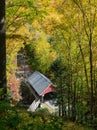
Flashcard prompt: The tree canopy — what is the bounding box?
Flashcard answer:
[5,0,97,128]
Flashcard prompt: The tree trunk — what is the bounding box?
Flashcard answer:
[0,0,6,99]
[89,32,94,120]
[78,44,90,93]
[67,42,72,119]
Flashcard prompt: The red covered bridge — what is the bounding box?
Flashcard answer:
[27,71,56,112]
[27,71,56,101]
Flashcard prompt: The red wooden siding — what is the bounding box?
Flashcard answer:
[41,85,54,96]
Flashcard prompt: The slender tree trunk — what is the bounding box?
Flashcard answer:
[93,62,96,95]
[58,74,65,117]
[89,32,94,119]
[72,80,76,121]
[57,77,61,117]
[67,42,72,119]
[93,62,97,118]
[0,0,6,99]
[61,76,65,117]
[72,47,80,121]
[78,44,90,93]
[59,104,61,117]
[59,76,63,117]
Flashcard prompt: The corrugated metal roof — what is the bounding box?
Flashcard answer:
[27,71,52,96]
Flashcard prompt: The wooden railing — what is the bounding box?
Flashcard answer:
[28,99,40,112]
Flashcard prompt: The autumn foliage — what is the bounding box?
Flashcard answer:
[8,72,21,101]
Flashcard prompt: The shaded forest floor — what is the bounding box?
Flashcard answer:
[0,101,93,130]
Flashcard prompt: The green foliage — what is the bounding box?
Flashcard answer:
[0,101,11,114]
[0,88,4,98]
[6,0,97,128]
[20,82,34,104]
[0,100,93,130]
[6,0,48,82]
[36,108,49,115]
[50,57,66,76]
[25,32,57,73]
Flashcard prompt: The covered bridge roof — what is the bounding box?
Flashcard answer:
[27,71,54,96]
